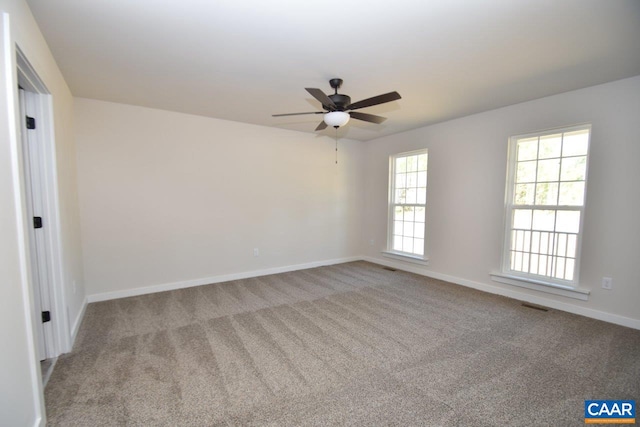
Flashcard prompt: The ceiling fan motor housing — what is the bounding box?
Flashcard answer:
[327,94,351,111]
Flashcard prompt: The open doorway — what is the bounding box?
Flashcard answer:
[16,47,71,384]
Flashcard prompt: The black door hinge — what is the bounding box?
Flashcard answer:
[26,116,36,129]
[42,311,51,323]
[33,216,43,229]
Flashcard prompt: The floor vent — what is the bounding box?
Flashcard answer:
[382,267,397,272]
[521,303,548,312]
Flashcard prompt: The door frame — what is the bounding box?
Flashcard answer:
[16,46,71,357]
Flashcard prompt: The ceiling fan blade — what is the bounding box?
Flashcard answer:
[306,88,336,110]
[349,111,387,124]
[315,120,328,131]
[272,111,324,117]
[347,91,401,111]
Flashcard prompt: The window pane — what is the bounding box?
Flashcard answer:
[516,161,537,183]
[523,231,531,252]
[418,154,428,171]
[522,252,529,272]
[417,171,427,187]
[396,173,406,189]
[514,230,523,251]
[394,221,403,236]
[535,182,559,205]
[530,254,539,273]
[554,257,566,279]
[540,232,550,255]
[565,259,575,281]
[558,182,585,206]
[403,237,413,252]
[557,233,567,256]
[406,156,418,172]
[537,159,560,182]
[414,222,425,239]
[539,134,561,159]
[403,207,414,222]
[414,207,425,222]
[514,251,523,271]
[513,209,532,230]
[531,231,540,253]
[567,234,577,258]
[403,222,414,237]
[532,210,555,231]
[538,255,549,275]
[562,130,589,157]
[514,183,535,205]
[556,210,580,233]
[417,188,427,204]
[395,189,406,204]
[414,239,424,255]
[394,206,403,220]
[407,172,417,187]
[560,156,587,181]
[396,157,406,173]
[517,137,538,161]
[406,188,417,204]
[393,235,402,251]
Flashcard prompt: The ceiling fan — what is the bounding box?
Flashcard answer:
[273,78,401,131]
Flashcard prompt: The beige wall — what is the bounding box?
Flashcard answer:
[0,0,84,425]
[363,76,640,326]
[75,98,364,298]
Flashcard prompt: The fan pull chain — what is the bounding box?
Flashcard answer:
[335,128,338,164]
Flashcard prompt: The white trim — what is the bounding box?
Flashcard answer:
[86,254,639,330]
[41,357,57,388]
[490,272,589,301]
[87,256,361,302]
[70,297,87,346]
[16,47,71,355]
[361,256,640,330]
[381,250,429,265]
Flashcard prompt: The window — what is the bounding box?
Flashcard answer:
[387,149,428,259]
[502,125,590,286]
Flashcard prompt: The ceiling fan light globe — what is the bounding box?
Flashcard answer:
[324,111,350,128]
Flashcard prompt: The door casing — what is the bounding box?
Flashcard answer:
[17,46,71,358]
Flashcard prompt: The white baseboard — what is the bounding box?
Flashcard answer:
[69,297,88,348]
[361,256,640,330]
[84,254,639,330]
[87,256,361,303]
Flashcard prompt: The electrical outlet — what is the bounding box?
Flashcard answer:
[253,248,259,257]
[602,277,613,290]
[369,239,375,246]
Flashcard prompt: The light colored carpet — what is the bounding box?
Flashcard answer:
[45,261,640,426]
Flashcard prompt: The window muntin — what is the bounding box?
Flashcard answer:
[504,126,590,284]
[388,150,428,257]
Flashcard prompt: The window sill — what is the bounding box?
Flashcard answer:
[490,273,590,301]
[382,251,429,266]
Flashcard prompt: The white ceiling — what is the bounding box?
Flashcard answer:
[27,0,640,141]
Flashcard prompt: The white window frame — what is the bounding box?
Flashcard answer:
[384,149,428,264]
[496,124,591,296]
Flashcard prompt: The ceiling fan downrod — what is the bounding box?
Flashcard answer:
[329,78,343,95]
